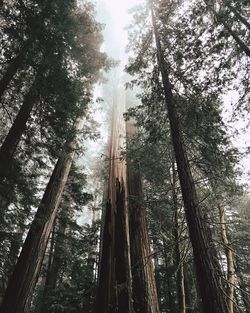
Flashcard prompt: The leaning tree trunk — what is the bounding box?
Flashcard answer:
[0,71,41,183]
[151,6,228,313]
[0,39,31,100]
[126,118,160,313]
[0,119,81,313]
[96,87,133,313]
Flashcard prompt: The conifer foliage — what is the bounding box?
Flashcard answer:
[0,0,249,312]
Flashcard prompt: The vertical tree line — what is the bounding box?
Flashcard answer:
[0,0,249,312]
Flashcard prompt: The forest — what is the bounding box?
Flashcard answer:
[0,0,249,313]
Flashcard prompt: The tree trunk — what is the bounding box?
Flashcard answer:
[41,216,67,313]
[184,266,193,313]
[0,40,31,100]
[162,238,175,313]
[96,90,133,313]
[171,162,186,313]
[0,72,40,183]
[151,6,228,313]
[0,119,81,313]
[218,205,235,313]
[173,212,186,313]
[126,119,160,313]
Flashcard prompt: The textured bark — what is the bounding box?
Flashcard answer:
[0,72,40,183]
[0,40,31,100]
[96,90,133,313]
[0,120,81,313]
[219,205,235,313]
[96,200,115,313]
[127,120,160,313]
[151,7,228,313]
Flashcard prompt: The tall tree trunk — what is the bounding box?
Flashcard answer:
[95,199,115,313]
[218,205,235,313]
[0,72,41,183]
[173,211,186,313]
[126,119,160,313]
[0,119,81,313]
[0,40,31,100]
[151,6,228,313]
[96,90,133,313]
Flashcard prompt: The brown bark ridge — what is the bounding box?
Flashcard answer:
[96,86,133,313]
[151,5,228,313]
[0,39,31,100]
[0,71,41,183]
[126,118,160,313]
[0,119,81,313]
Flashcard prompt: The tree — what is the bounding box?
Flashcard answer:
[149,4,228,312]
[0,119,82,313]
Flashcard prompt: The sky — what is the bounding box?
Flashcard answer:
[96,0,144,61]
[83,0,144,162]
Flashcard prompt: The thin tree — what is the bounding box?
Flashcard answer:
[218,205,236,313]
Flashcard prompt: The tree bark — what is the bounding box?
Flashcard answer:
[171,162,186,313]
[218,205,235,313]
[0,72,40,183]
[0,119,81,313]
[151,6,228,313]
[126,119,160,313]
[96,93,133,313]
